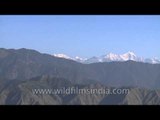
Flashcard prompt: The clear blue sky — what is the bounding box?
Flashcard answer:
[0,15,160,58]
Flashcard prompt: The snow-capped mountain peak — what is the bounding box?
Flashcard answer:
[74,56,87,62]
[53,54,86,62]
[145,57,160,64]
[124,51,136,56]
[121,51,137,61]
[105,53,120,61]
[53,54,72,60]
[106,53,118,58]
[102,51,137,61]
[75,56,83,60]
[53,52,160,64]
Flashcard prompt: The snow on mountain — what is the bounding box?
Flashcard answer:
[53,52,160,64]
[98,51,142,63]
[104,53,121,61]
[53,54,72,60]
[53,54,86,62]
[145,58,160,64]
[121,51,137,61]
[74,56,87,62]
[84,56,102,63]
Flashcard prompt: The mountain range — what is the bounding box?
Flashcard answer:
[1,48,160,105]
[53,52,160,64]
[1,75,160,105]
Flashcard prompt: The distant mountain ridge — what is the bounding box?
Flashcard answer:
[53,52,160,64]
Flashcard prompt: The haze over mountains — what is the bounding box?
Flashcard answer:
[1,75,160,105]
[0,48,160,105]
[53,52,160,64]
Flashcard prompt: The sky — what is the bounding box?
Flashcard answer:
[0,15,160,58]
